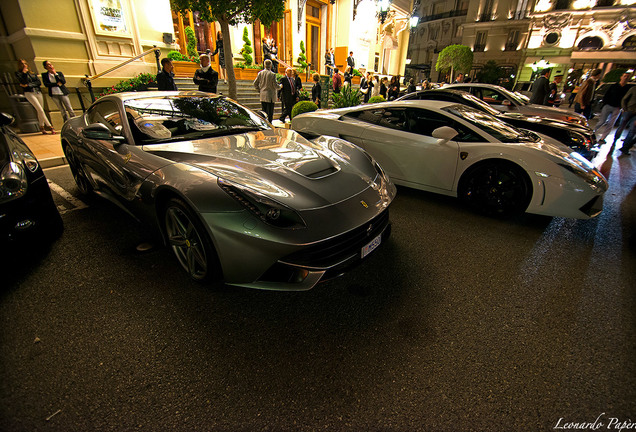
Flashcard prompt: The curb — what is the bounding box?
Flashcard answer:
[40,156,68,169]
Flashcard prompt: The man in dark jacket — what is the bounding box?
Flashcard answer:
[42,60,75,122]
[347,51,355,69]
[157,58,178,91]
[529,69,551,105]
[279,68,298,123]
[594,72,631,143]
[193,54,218,93]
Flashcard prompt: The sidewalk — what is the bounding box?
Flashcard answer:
[17,131,67,169]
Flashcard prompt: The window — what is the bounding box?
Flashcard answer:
[87,101,123,134]
[475,31,487,52]
[505,30,520,50]
[408,108,484,142]
[477,88,507,105]
[377,109,409,132]
[344,109,383,125]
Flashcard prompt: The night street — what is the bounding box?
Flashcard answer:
[1,152,635,431]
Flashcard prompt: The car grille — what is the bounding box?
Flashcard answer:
[281,208,390,268]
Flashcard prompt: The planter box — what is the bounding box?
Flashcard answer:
[172,61,199,78]
[234,68,260,80]
[352,76,361,85]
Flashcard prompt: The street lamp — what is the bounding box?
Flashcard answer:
[377,0,392,24]
[410,14,419,28]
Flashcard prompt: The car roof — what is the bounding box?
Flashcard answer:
[102,91,219,102]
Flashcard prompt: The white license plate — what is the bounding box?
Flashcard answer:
[361,234,382,259]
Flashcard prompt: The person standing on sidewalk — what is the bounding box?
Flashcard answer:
[41,60,75,123]
[157,58,178,91]
[573,68,602,119]
[253,59,278,123]
[530,69,551,105]
[193,54,218,93]
[594,72,631,143]
[16,59,54,134]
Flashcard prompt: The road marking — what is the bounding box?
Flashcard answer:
[47,180,89,214]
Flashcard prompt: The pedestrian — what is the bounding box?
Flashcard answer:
[278,67,298,123]
[568,83,580,108]
[453,73,464,84]
[530,69,551,105]
[387,76,399,101]
[574,68,602,119]
[371,75,380,97]
[311,73,321,108]
[614,84,636,145]
[343,66,353,87]
[361,72,373,103]
[156,58,177,91]
[406,78,416,94]
[292,69,303,91]
[325,48,335,77]
[16,59,54,134]
[41,60,75,123]
[593,72,632,143]
[212,31,227,83]
[262,37,272,63]
[270,41,279,74]
[347,51,355,70]
[332,68,342,94]
[379,77,388,99]
[618,85,636,155]
[193,54,218,93]
[253,59,278,123]
[546,74,563,107]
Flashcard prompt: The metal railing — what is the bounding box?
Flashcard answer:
[419,9,468,23]
[83,46,161,102]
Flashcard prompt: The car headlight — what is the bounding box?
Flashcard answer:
[0,161,28,204]
[218,178,306,229]
[558,152,605,190]
[568,131,591,151]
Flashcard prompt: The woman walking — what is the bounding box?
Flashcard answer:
[15,59,54,134]
[212,31,227,82]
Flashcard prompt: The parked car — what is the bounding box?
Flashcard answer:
[396,89,598,159]
[0,112,63,243]
[60,92,395,290]
[292,100,607,219]
[444,83,589,127]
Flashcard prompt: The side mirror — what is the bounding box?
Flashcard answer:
[80,123,125,142]
[502,100,512,106]
[0,112,15,127]
[432,126,458,142]
[255,110,268,121]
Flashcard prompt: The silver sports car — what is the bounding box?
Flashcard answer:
[61,92,395,290]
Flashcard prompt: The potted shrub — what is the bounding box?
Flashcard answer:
[169,27,200,77]
[291,100,318,119]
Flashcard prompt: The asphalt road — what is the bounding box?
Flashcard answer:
[1,154,635,431]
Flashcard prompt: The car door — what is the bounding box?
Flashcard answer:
[334,108,383,147]
[82,100,157,202]
[357,107,460,191]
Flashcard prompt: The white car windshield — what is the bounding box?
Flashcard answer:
[444,104,539,143]
[123,96,270,144]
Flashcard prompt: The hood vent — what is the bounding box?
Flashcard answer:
[291,158,339,179]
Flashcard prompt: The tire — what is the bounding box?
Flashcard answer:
[162,197,220,282]
[63,144,93,196]
[458,160,532,217]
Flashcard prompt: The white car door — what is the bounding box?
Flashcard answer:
[356,107,460,191]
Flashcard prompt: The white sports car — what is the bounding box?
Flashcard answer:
[292,100,608,218]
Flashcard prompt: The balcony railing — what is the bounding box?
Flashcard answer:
[420,9,468,23]
[504,43,518,51]
[510,9,531,19]
[478,13,495,21]
[474,44,486,52]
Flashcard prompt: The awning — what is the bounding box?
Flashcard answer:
[405,64,431,70]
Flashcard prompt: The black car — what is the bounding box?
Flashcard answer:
[0,113,62,243]
[397,89,598,159]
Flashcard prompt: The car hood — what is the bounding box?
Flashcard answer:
[142,128,383,210]
[499,112,589,132]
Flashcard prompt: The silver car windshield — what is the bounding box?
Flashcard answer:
[444,104,538,143]
[123,96,270,144]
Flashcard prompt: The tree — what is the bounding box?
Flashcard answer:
[240,27,253,66]
[476,60,505,85]
[435,44,473,82]
[170,0,285,100]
